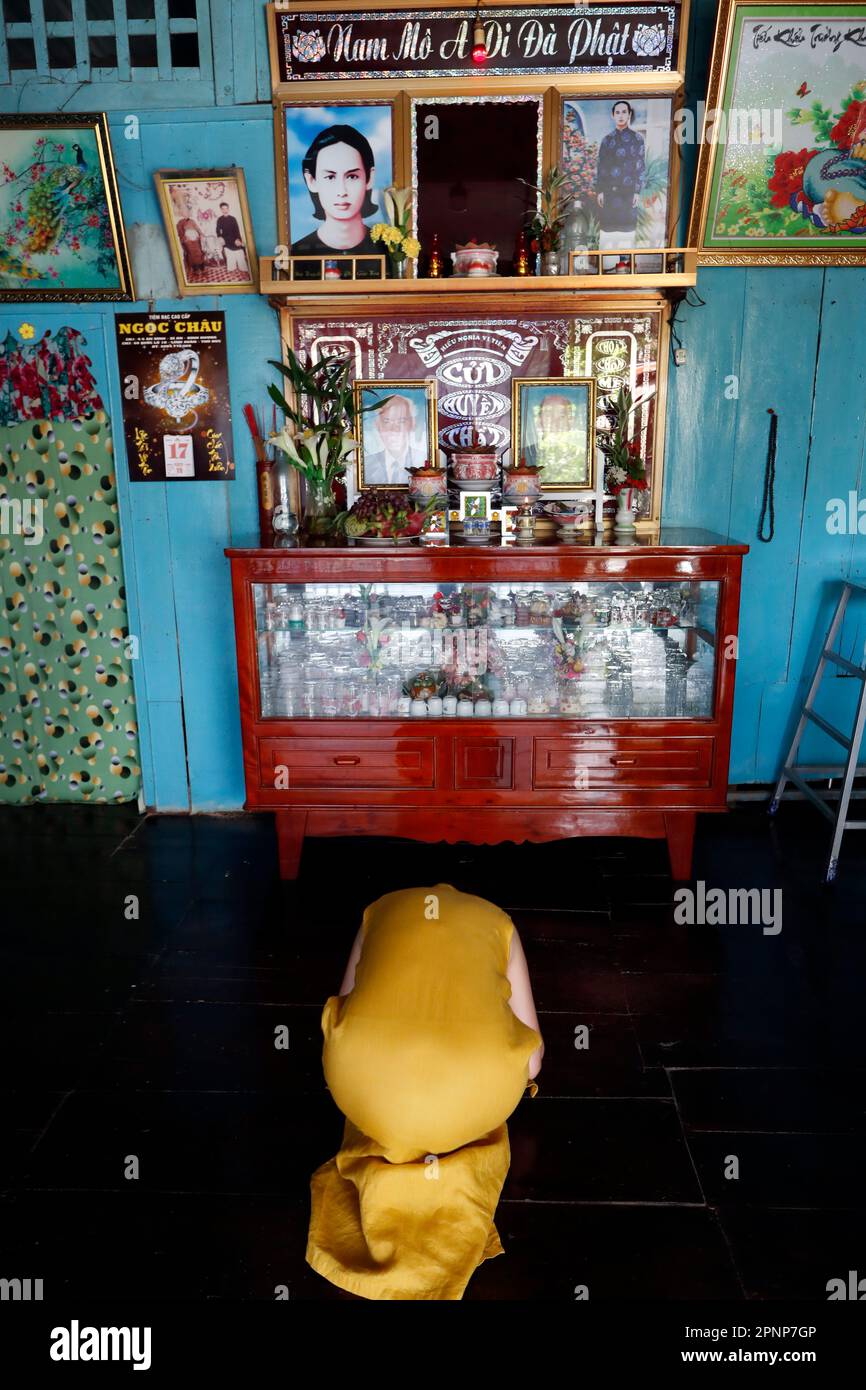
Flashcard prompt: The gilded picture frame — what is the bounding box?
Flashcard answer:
[274,98,399,263]
[353,377,438,490]
[688,0,866,265]
[512,376,597,491]
[0,112,134,302]
[154,167,259,296]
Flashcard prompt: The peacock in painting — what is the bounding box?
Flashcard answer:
[0,133,118,289]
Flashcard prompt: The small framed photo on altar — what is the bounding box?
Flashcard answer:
[353,379,437,491]
[512,378,597,491]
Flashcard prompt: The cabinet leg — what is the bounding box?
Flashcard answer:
[276,811,307,880]
[664,812,696,880]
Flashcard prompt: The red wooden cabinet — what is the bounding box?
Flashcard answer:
[226,530,747,880]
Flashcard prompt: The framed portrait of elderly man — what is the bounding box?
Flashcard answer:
[353,379,437,490]
[512,379,597,491]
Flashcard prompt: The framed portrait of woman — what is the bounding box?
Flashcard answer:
[558,95,676,266]
[512,378,597,491]
[275,101,396,267]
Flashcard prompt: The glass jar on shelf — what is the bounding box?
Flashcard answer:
[591,591,612,626]
[529,591,552,627]
[558,679,584,716]
[528,673,557,715]
[514,591,532,628]
[319,679,339,718]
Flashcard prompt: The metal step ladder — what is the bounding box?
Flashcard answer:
[769,581,866,883]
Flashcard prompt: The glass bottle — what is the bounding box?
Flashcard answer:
[562,199,591,274]
[287,595,306,637]
[427,233,443,278]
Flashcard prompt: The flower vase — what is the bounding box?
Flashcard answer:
[614,486,637,533]
[389,255,407,280]
[541,250,560,276]
[302,475,337,539]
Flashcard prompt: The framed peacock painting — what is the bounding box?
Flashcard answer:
[0,113,134,301]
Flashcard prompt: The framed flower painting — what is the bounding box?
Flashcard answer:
[0,113,134,300]
[688,0,866,264]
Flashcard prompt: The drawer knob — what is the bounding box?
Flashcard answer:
[610,756,637,766]
[334,755,361,766]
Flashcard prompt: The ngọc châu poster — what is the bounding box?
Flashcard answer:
[115,312,235,482]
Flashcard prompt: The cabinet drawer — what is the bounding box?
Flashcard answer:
[533,737,714,790]
[260,737,435,790]
[454,736,515,790]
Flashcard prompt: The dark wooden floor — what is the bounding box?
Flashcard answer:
[1,801,864,1301]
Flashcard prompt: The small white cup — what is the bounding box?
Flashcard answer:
[510,698,528,716]
[492,699,510,717]
[427,696,443,717]
[475,699,492,717]
[410,699,428,717]
[457,700,474,717]
[442,695,458,716]
[397,697,412,717]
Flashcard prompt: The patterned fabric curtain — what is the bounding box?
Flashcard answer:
[0,327,141,803]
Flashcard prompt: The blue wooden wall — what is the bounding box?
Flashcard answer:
[1,0,863,808]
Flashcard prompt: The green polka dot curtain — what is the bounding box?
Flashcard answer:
[0,327,141,803]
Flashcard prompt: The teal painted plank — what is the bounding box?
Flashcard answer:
[664,268,746,530]
[726,269,823,697]
[165,462,246,809]
[148,700,190,810]
[225,294,281,548]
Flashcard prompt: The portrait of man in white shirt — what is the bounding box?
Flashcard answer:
[361,391,430,487]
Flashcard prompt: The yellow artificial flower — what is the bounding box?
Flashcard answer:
[403,237,421,259]
[370,222,388,241]
[18,322,35,340]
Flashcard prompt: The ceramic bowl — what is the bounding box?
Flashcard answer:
[451,247,499,276]
[503,470,542,499]
[451,452,500,481]
[453,476,497,492]
[408,470,448,500]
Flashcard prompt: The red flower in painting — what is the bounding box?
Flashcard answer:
[767,148,817,206]
[830,100,866,151]
[87,214,99,227]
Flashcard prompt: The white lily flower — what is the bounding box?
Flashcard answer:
[383,185,412,228]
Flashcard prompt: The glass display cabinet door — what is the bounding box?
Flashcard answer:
[251,580,720,720]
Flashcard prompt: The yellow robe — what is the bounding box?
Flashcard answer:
[306,883,541,1300]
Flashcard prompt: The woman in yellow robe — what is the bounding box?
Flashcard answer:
[306,883,544,1300]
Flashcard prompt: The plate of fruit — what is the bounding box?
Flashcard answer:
[343,489,433,543]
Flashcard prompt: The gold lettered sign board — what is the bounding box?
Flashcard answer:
[269,3,685,85]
